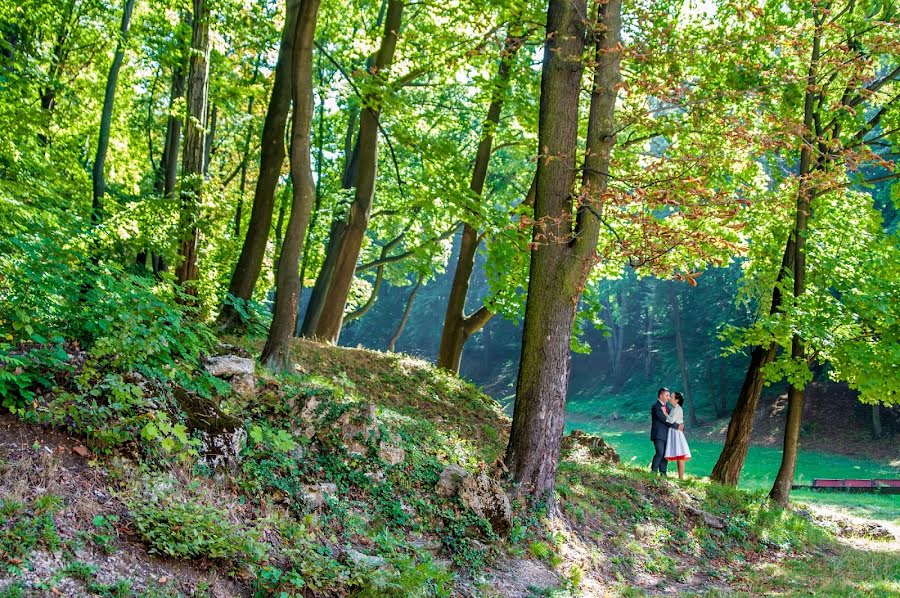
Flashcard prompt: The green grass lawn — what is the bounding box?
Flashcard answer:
[566,418,900,523]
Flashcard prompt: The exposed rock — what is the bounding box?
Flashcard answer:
[229,373,256,398]
[174,388,244,471]
[301,482,339,511]
[410,539,442,555]
[378,442,405,465]
[204,354,255,378]
[211,343,252,358]
[435,464,469,498]
[834,518,894,541]
[332,403,377,455]
[561,430,620,464]
[684,503,725,529]
[345,548,387,569]
[458,474,513,537]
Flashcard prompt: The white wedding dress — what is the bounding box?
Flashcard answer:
[664,404,691,461]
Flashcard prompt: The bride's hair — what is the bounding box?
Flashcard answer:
[673,392,685,406]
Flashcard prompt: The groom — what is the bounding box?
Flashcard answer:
[650,387,682,476]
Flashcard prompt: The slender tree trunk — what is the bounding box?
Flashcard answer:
[437,32,525,372]
[91,0,137,223]
[203,102,217,175]
[644,304,654,380]
[143,59,185,275]
[174,0,211,294]
[38,0,77,146]
[718,359,728,414]
[310,0,403,342]
[261,0,322,369]
[707,358,722,418]
[505,0,621,505]
[438,223,491,371]
[234,57,262,237]
[272,184,289,277]
[670,284,697,426]
[770,26,819,503]
[871,404,882,439]
[715,12,820,489]
[219,0,301,326]
[387,274,422,352]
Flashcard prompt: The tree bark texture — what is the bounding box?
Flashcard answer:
[174,0,211,294]
[504,0,621,505]
[308,0,403,342]
[219,0,301,327]
[261,0,322,370]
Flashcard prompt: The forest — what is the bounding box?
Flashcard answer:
[0,0,898,595]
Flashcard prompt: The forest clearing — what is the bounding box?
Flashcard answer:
[1,0,899,595]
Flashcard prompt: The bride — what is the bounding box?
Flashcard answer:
[664,391,692,480]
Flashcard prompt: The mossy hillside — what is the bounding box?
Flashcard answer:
[0,338,896,596]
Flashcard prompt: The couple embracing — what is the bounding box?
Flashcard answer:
[650,387,692,479]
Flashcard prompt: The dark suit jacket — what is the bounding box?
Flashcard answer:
[650,400,677,441]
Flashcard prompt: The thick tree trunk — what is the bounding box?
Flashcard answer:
[219,0,301,327]
[310,0,403,342]
[387,275,422,352]
[91,0,137,223]
[174,0,211,294]
[670,284,697,426]
[300,217,346,335]
[261,0,321,370]
[505,0,621,505]
[437,32,525,372]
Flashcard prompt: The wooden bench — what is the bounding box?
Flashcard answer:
[791,478,900,494]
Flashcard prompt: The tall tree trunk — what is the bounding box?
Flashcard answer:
[261,0,322,369]
[91,0,137,223]
[505,0,621,505]
[670,284,697,426]
[770,22,819,503]
[146,63,186,275]
[234,57,262,237]
[714,12,820,488]
[309,0,403,343]
[174,0,211,294]
[219,0,301,327]
[437,32,525,373]
[387,274,422,352]
[295,60,327,335]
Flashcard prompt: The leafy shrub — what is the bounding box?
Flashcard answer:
[130,499,265,561]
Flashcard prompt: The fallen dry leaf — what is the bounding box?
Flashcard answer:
[72,445,90,457]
